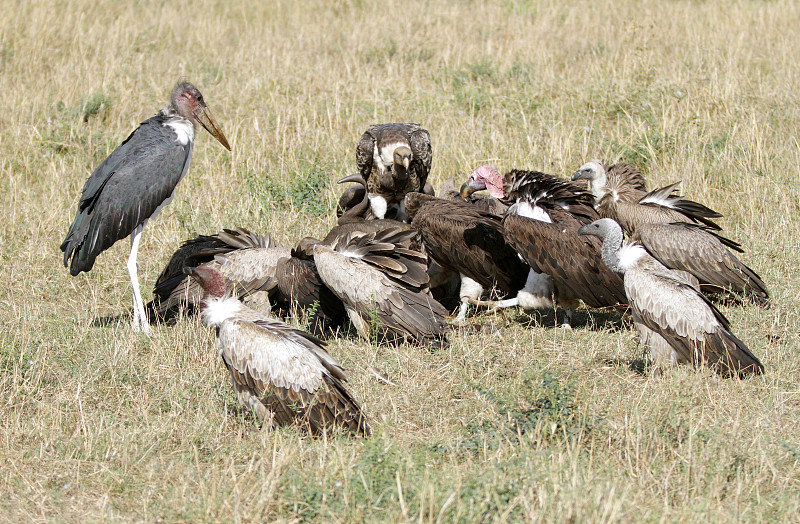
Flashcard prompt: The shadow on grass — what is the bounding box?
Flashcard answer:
[512,307,630,332]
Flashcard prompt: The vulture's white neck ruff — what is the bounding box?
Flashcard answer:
[616,243,647,272]
[514,201,552,223]
[202,296,243,326]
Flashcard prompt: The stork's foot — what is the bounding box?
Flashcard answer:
[132,313,152,334]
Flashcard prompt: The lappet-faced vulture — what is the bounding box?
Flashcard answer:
[500,169,628,325]
[406,191,529,323]
[312,227,449,348]
[61,82,230,332]
[578,218,764,378]
[188,266,371,436]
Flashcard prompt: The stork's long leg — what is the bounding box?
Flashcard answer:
[127,225,151,334]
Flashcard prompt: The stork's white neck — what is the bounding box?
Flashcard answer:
[166,117,195,146]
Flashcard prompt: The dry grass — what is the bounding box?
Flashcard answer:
[1,0,800,521]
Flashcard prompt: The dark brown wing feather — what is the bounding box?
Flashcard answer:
[149,228,278,317]
[503,214,627,308]
[411,198,528,295]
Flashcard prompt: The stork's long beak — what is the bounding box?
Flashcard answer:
[193,105,231,151]
[460,182,477,198]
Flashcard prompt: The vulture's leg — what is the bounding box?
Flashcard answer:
[558,309,574,330]
[455,275,483,323]
[127,225,151,334]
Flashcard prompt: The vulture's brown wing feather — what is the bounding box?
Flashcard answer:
[411,200,528,295]
[625,265,763,377]
[219,315,370,436]
[150,229,279,316]
[606,162,647,193]
[409,127,432,190]
[503,214,627,308]
[632,223,769,306]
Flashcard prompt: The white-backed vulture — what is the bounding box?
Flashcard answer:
[353,123,433,220]
[312,227,449,348]
[187,266,371,436]
[571,160,722,232]
[151,228,288,316]
[406,191,531,322]
[578,218,764,378]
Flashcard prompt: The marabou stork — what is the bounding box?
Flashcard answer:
[61,81,230,332]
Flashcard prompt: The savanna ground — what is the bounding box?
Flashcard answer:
[1,0,799,521]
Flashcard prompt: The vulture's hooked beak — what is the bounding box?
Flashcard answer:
[337,174,367,185]
[459,182,475,198]
[193,104,231,151]
[570,169,589,181]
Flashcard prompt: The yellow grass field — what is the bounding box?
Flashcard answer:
[1,0,799,521]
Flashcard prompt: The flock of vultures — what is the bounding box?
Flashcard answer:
[60,82,769,438]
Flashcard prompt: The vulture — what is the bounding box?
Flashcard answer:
[188,266,371,436]
[578,218,764,377]
[500,169,628,323]
[272,238,348,338]
[571,160,722,233]
[61,81,230,332]
[312,227,449,348]
[351,123,433,221]
[460,166,626,326]
[406,192,530,322]
[151,228,289,317]
[571,161,768,306]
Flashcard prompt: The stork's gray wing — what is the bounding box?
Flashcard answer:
[633,223,769,306]
[61,115,191,275]
[503,214,627,308]
[625,266,763,377]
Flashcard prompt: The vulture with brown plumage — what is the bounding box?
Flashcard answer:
[151,228,288,317]
[500,169,628,317]
[406,191,530,322]
[578,218,763,377]
[345,123,433,221]
[188,266,371,436]
[312,227,449,348]
[630,222,770,307]
[272,238,348,337]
